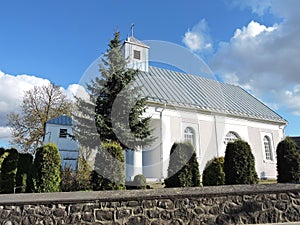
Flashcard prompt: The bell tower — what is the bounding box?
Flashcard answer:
[123,26,149,72]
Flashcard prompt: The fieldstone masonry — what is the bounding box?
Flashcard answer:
[0,184,299,224]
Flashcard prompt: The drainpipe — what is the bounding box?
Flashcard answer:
[155,103,166,181]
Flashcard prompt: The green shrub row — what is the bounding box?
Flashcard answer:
[1,137,298,193]
[0,144,62,193]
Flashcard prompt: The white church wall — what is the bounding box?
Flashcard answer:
[142,119,161,180]
[197,119,218,173]
[144,104,284,180]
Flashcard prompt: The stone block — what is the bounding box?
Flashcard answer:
[127,201,139,207]
[157,199,174,209]
[95,210,114,221]
[116,208,131,220]
[127,216,150,225]
[142,200,156,208]
[145,209,160,219]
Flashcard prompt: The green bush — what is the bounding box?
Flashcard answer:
[202,157,225,186]
[76,157,92,191]
[16,153,34,193]
[33,143,61,192]
[133,174,147,189]
[224,140,258,185]
[93,142,125,190]
[277,137,300,183]
[0,148,19,193]
[0,148,8,189]
[164,142,201,188]
[60,166,78,192]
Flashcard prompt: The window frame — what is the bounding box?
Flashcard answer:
[184,127,195,147]
[263,135,273,161]
[224,131,240,145]
[133,50,141,60]
[59,129,68,138]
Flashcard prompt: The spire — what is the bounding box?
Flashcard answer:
[123,24,149,72]
[131,23,134,37]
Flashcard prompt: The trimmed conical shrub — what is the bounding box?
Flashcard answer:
[32,143,61,192]
[165,142,200,188]
[93,142,125,190]
[277,137,300,183]
[224,140,258,185]
[202,157,225,186]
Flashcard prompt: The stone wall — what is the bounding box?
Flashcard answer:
[0,183,299,225]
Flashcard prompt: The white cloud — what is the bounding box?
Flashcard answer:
[278,86,300,116]
[211,0,300,115]
[0,126,12,142]
[228,0,273,16]
[65,83,90,101]
[0,71,88,146]
[182,19,212,52]
[233,21,277,40]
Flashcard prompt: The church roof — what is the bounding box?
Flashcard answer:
[46,115,72,126]
[136,66,287,124]
[125,36,149,48]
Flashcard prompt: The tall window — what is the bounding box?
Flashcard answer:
[263,136,273,161]
[184,127,195,147]
[224,131,239,145]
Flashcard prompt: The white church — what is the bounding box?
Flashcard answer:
[43,35,287,182]
[122,35,287,181]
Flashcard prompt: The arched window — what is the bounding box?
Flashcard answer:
[224,131,239,145]
[184,127,195,147]
[263,136,273,161]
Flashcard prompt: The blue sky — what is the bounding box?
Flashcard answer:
[0,0,300,147]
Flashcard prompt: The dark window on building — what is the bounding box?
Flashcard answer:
[133,50,141,60]
[59,129,67,138]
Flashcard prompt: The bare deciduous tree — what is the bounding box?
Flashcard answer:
[8,83,72,153]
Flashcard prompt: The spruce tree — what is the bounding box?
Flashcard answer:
[73,82,100,162]
[94,31,153,150]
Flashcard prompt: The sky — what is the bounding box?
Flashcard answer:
[0,0,300,147]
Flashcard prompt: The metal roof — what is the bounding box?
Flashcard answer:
[46,115,72,126]
[135,66,287,124]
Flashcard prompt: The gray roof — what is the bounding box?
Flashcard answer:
[46,115,72,126]
[136,66,286,124]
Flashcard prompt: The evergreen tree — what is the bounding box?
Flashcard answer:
[93,142,125,190]
[164,142,200,188]
[224,140,258,185]
[94,31,153,150]
[0,148,19,193]
[277,137,300,183]
[202,157,225,186]
[16,153,34,193]
[32,144,61,192]
[73,86,100,163]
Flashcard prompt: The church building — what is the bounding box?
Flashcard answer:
[123,35,287,181]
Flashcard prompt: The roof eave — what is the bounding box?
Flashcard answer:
[146,100,288,126]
